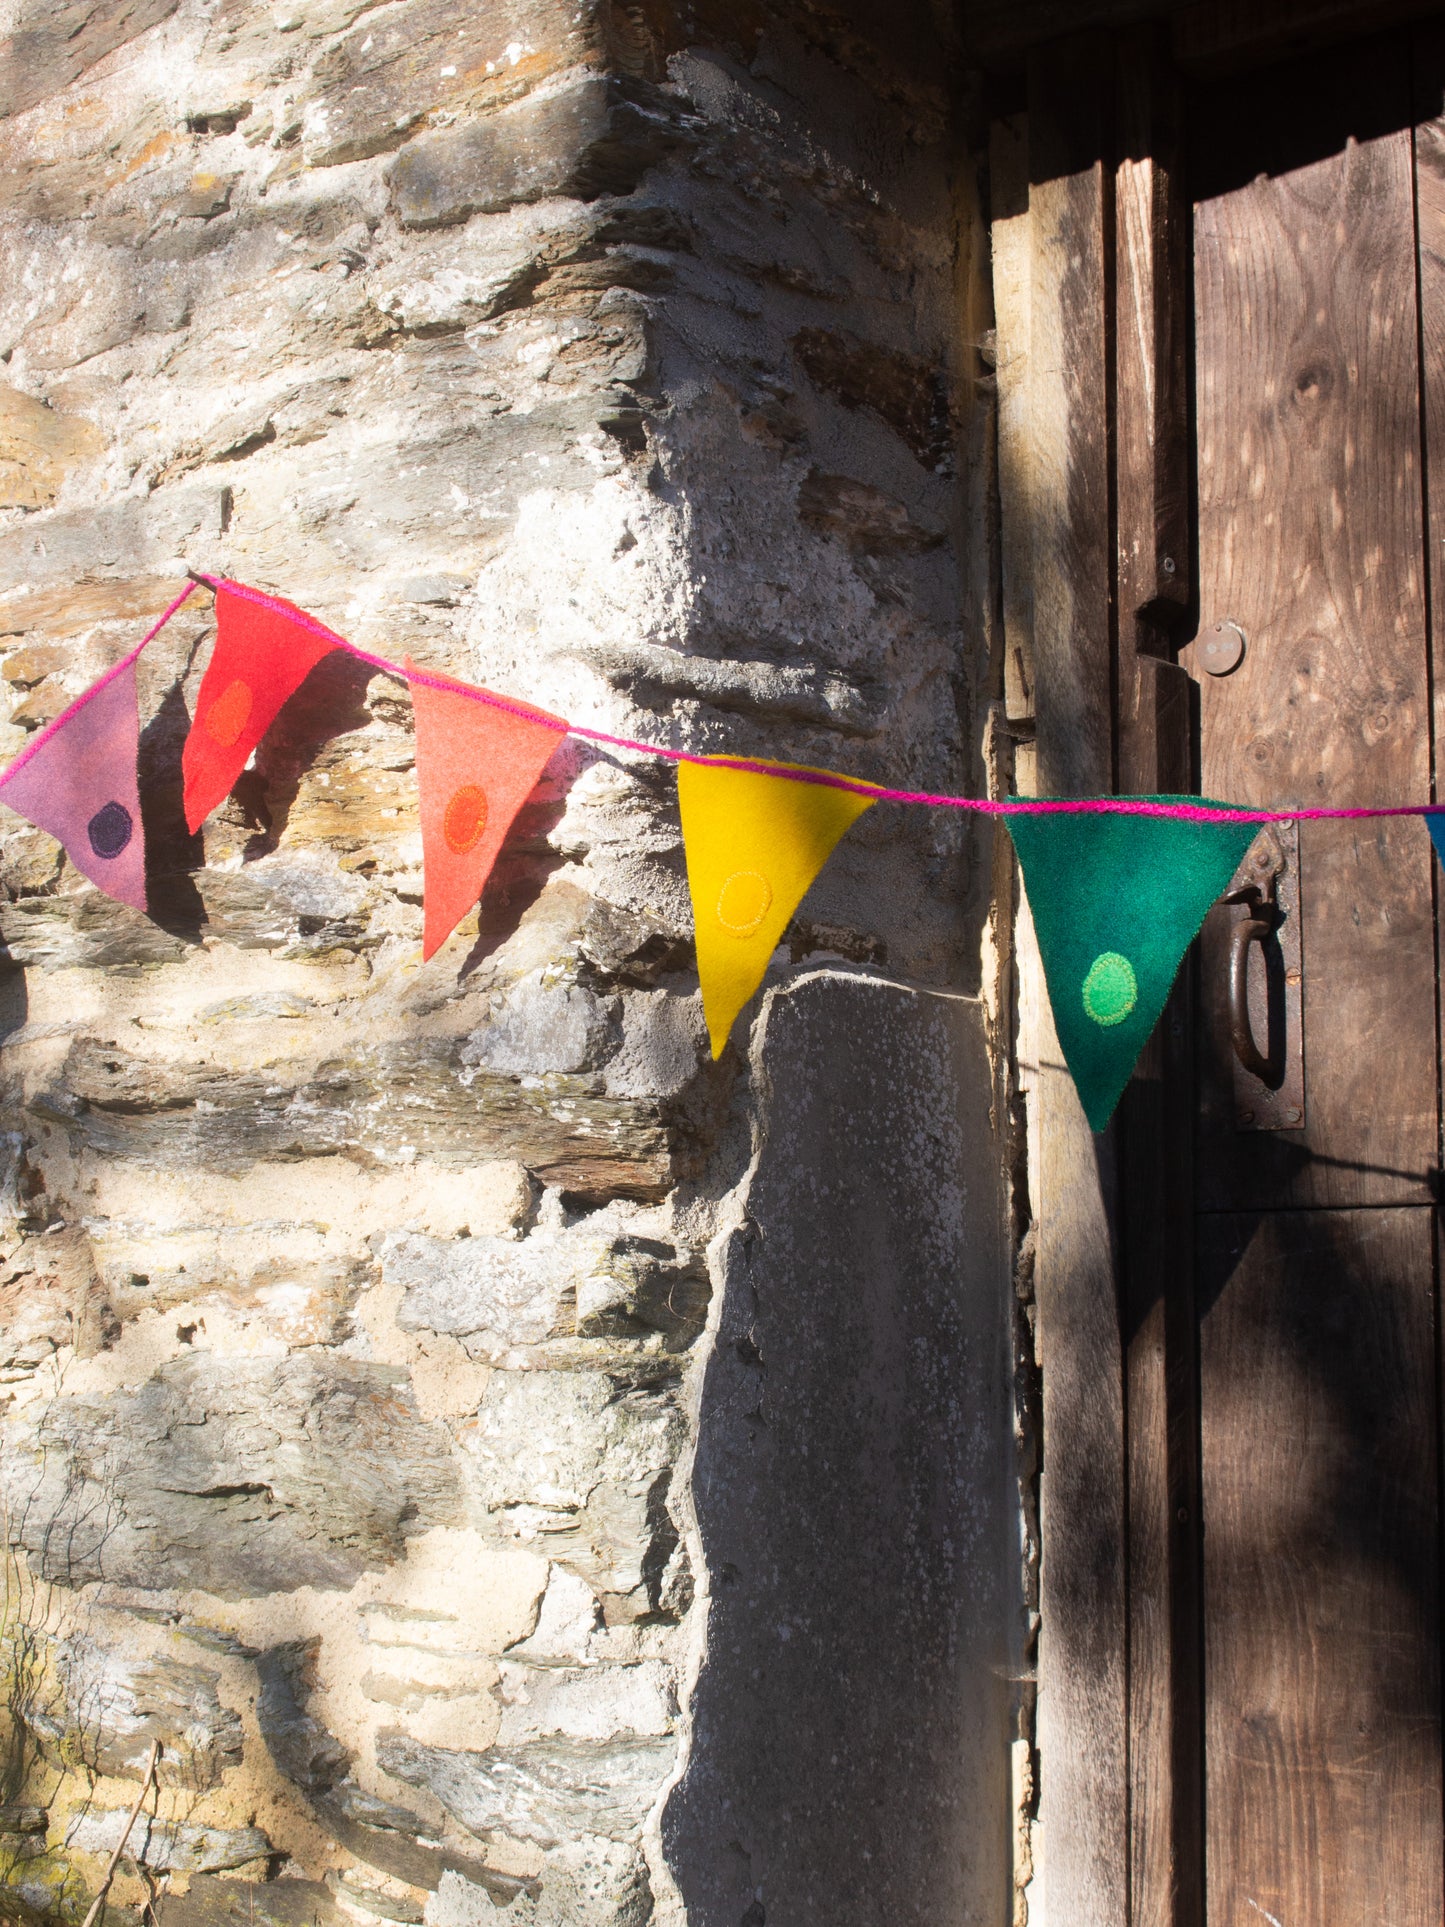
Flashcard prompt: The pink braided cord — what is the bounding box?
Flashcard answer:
[9,574,1444,827]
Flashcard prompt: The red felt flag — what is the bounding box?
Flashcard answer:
[408,660,567,960]
[183,584,339,832]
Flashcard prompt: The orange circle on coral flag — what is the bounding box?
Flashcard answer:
[205,679,253,748]
[443,784,489,854]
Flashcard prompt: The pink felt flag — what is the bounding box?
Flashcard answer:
[0,661,148,911]
[407,661,567,960]
[183,583,338,832]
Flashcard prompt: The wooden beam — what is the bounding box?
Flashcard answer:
[1027,45,1115,795]
[1025,37,1129,1927]
[990,112,1036,726]
[1114,36,1189,651]
[1113,33,1202,1927]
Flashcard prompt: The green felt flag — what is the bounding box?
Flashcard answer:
[1007,798,1259,1131]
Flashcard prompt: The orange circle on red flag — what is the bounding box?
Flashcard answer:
[444,784,490,854]
[205,679,253,748]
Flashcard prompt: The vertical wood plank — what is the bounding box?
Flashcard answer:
[991,112,1036,728]
[1115,33,1190,653]
[1027,39,1114,798]
[1113,32,1200,1927]
[1191,84,1436,1208]
[1026,37,1128,1927]
[1413,27,1445,1190]
[1199,1208,1443,1924]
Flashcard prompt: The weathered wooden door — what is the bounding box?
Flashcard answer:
[1187,31,1445,1921]
[986,11,1445,1922]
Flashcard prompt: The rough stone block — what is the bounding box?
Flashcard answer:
[27,1036,670,1203]
[385,1229,576,1355]
[426,1840,651,1927]
[152,1876,348,1927]
[493,1658,675,1746]
[385,1220,705,1360]
[66,1809,271,1874]
[378,1731,676,1849]
[0,0,179,122]
[15,1354,462,1595]
[390,77,693,230]
[0,384,103,509]
[465,970,616,1077]
[504,1563,602,1667]
[54,1637,244,1786]
[300,0,600,168]
[458,1372,683,1611]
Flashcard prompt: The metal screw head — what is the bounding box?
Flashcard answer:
[1200,620,1246,676]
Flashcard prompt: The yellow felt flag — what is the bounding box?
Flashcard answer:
[679,757,876,1058]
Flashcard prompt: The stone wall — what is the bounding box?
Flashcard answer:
[0,1,1016,1922]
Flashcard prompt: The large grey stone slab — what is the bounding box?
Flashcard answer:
[13,1354,462,1595]
[54,1637,243,1786]
[379,1732,676,1850]
[390,77,695,231]
[66,1809,270,1873]
[661,971,1014,1925]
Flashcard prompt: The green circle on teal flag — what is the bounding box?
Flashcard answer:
[1082,951,1138,1028]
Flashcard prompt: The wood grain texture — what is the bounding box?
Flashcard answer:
[1027,40,1114,797]
[990,113,1036,725]
[1199,1207,1443,1925]
[1115,42,1201,1927]
[1120,931,1202,1927]
[1191,102,1436,1208]
[1025,42,1128,1927]
[1035,1051,1127,1927]
[1115,31,1190,646]
[1413,29,1445,1238]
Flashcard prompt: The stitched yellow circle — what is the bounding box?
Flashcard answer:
[716,870,772,938]
[1082,951,1138,1028]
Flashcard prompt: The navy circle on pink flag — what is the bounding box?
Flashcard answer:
[0,661,148,911]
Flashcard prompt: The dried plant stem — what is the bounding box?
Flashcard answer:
[79,1739,160,1927]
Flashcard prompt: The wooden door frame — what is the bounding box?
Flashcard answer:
[993,25,1201,1924]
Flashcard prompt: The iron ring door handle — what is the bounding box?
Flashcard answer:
[1223,882,1279,1083]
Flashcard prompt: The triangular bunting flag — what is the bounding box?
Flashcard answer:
[679,758,876,1058]
[183,583,338,832]
[1426,811,1445,871]
[0,663,148,911]
[1007,797,1258,1131]
[407,662,567,960]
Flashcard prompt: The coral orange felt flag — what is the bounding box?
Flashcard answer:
[0,662,148,911]
[183,584,338,832]
[408,662,567,960]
